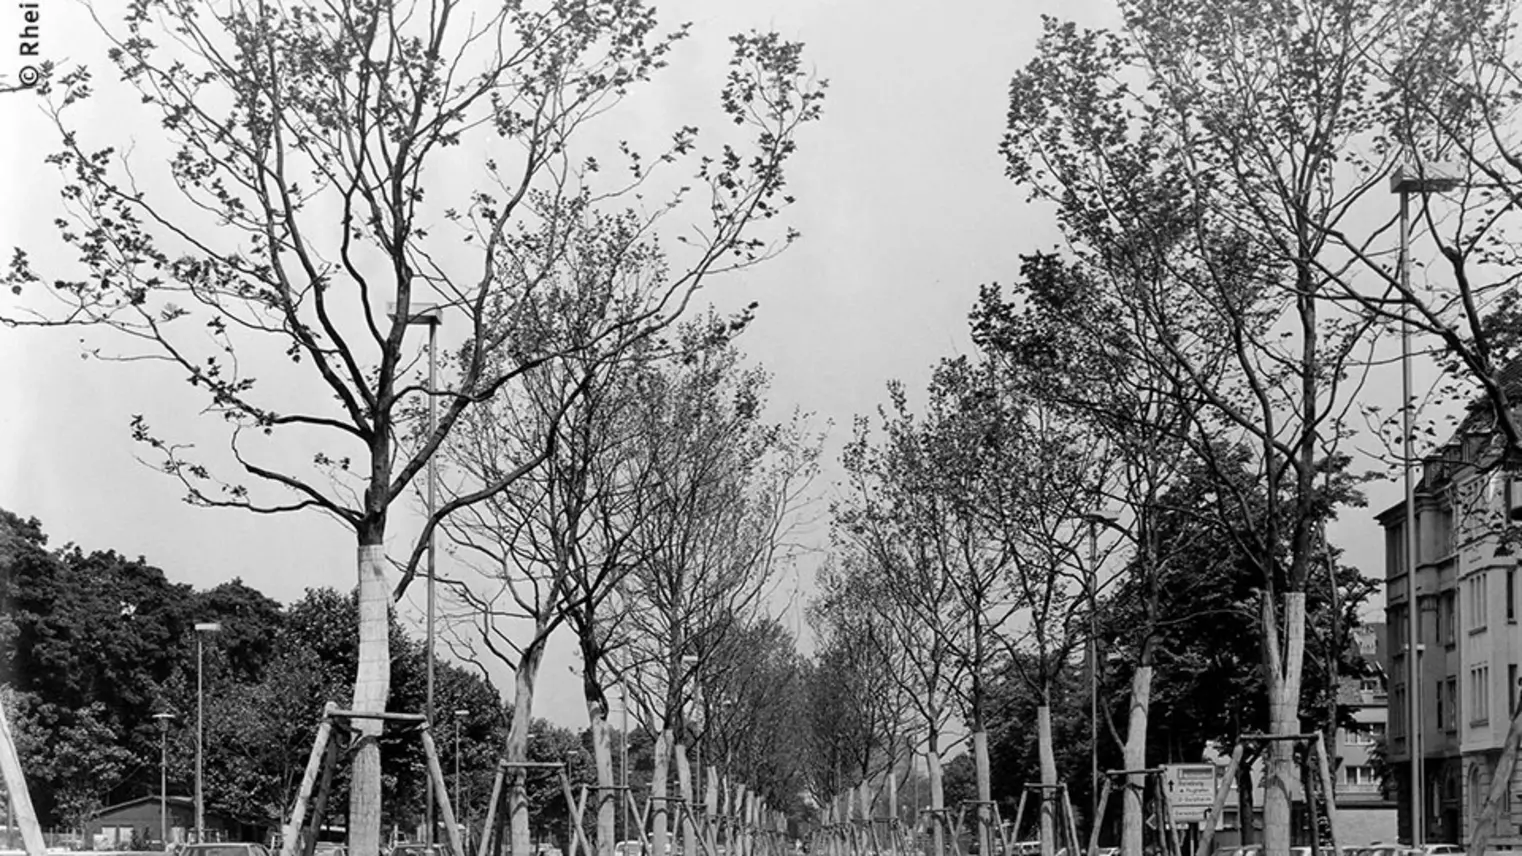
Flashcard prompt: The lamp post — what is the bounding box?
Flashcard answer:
[1391,163,1461,847]
[455,708,470,847]
[389,300,443,848]
[153,712,175,847]
[614,685,631,846]
[1082,510,1118,837]
[194,621,221,843]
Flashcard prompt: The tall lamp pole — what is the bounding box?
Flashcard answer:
[153,712,175,847]
[617,685,631,845]
[1082,510,1118,837]
[455,708,470,846]
[194,621,222,843]
[389,301,443,848]
[1391,163,1460,846]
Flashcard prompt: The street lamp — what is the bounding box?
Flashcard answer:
[1082,510,1119,838]
[153,712,175,847]
[388,300,443,848]
[455,708,469,847]
[194,621,221,843]
[1390,163,1461,847]
[611,685,631,845]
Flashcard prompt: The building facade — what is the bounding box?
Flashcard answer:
[1335,625,1397,845]
[1380,419,1522,847]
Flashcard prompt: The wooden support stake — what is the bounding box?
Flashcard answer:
[479,759,508,856]
[1010,791,1029,856]
[281,704,337,856]
[1194,744,1243,856]
[421,726,465,856]
[1087,776,1114,856]
[561,768,594,856]
[0,701,45,856]
[1060,787,1082,856]
[303,738,340,856]
[1311,737,1341,856]
[1154,772,1181,856]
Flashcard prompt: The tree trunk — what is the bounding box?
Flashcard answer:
[1037,704,1058,856]
[350,541,391,856]
[1236,753,1256,847]
[652,730,672,856]
[509,639,547,856]
[1121,666,1154,856]
[676,743,697,856]
[1262,593,1306,856]
[587,695,616,856]
[974,729,992,856]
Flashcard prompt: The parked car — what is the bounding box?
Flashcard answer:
[313,844,348,856]
[389,844,452,856]
[1422,846,1462,856]
[179,844,273,856]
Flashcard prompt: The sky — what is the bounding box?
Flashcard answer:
[0,0,1406,729]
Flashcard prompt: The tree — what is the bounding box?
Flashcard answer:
[1003,7,1385,853]
[4,2,824,849]
[973,252,1198,855]
[615,335,819,856]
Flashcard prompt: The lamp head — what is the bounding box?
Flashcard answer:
[1390,163,1463,194]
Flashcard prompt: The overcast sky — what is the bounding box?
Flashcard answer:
[0,0,1402,728]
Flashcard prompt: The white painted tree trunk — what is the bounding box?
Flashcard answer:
[676,743,697,856]
[652,730,672,856]
[1037,705,1058,856]
[1121,666,1153,856]
[350,543,391,856]
[587,699,616,856]
[1262,594,1305,856]
[509,643,546,856]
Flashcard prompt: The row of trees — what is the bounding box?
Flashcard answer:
[0,507,499,833]
[0,507,819,850]
[813,3,1522,856]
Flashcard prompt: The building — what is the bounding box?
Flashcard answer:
[1379,388,1522,846]
[86,795,268,849]
[1334,625,1396,844]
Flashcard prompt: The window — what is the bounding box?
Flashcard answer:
[1345,727,1375,746]
[1512,664,1519,716]
[1509,567,1516,622]
[1437,679,1447,730]
[1447,678,1458,732]
[1436,507,1455,557]
[1342,765,1378,786]
[1392,686,1407,739]
[1468,574,1489,632]
[1442,591,1457,646]
[1388,525,1406,578]
[1471,665,1491,725]
[1391,604,1409,652]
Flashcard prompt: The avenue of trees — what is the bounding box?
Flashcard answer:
[9,1,1522,856]
[0,507,810,852]
[806,4,1522,856]
[2,0,825,852]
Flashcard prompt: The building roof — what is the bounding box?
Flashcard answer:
[92,794,195,816]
